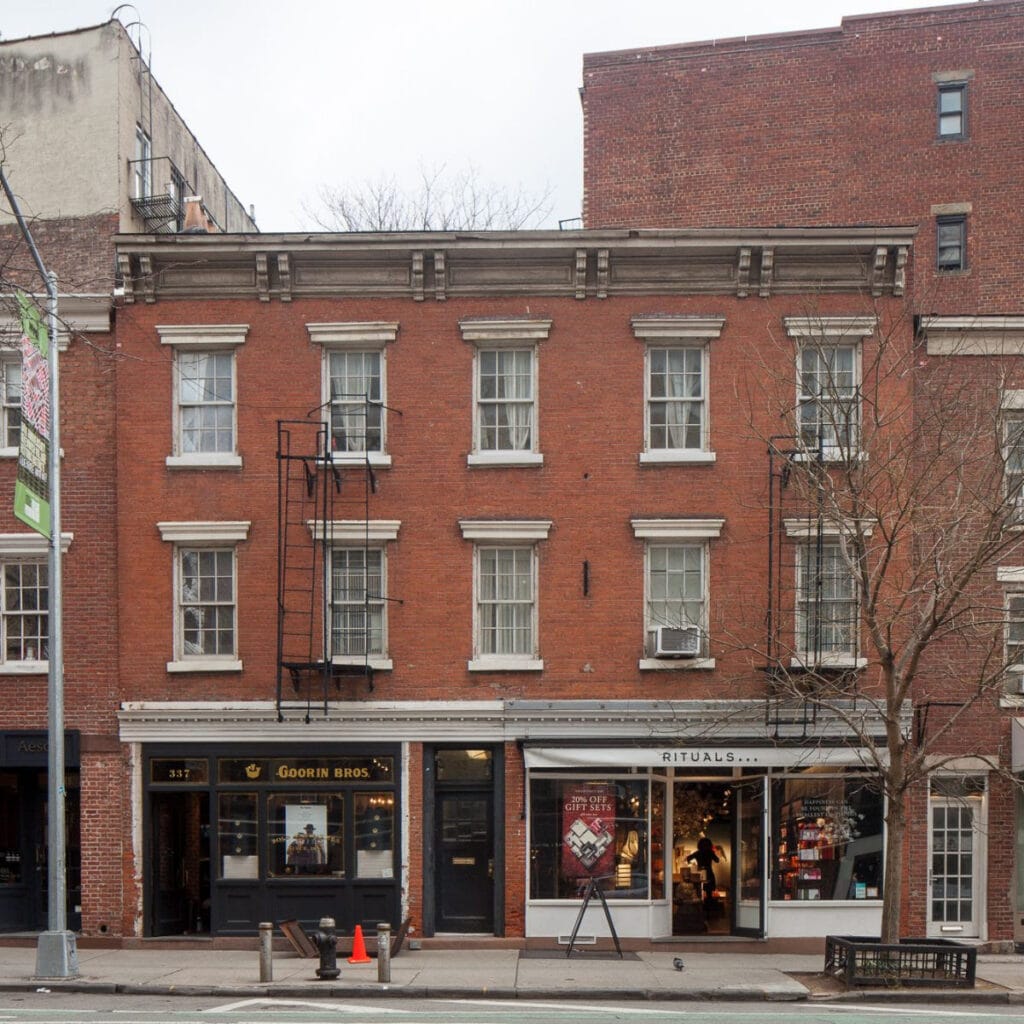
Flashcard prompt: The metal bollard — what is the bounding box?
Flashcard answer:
[258,921,273,982]
[310,916,341,981]
[377,922,391,984]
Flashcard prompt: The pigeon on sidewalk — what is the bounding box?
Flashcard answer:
[673,957,685,971]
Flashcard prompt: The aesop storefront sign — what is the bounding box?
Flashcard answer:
[1,730,79,767]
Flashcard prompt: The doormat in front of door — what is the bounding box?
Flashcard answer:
[519,949,641,961]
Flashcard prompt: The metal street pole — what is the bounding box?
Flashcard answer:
[0,168,78,978]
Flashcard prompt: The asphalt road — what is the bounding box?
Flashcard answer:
[1,993,1024,1024]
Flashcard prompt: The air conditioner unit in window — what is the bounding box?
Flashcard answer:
[654,625,701,658]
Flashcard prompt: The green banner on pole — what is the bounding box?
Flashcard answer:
[14,292,51,538]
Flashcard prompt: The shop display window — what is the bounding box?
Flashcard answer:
[354,792,394,878]
[268,793,344,878]
[530,777,650,900]
[771,773,883,901]
[0,772,21,885]
[217,792,258,879]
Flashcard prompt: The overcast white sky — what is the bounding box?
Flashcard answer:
[4,0,970,232]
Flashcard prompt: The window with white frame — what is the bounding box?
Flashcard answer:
[632,316,723,464]
[460,520,550,670]
[786,317,874,460]
[1006,593,1024,672]
[1,356,21,451]
[159,325,248,468]
[1002,410,1024,524]
[460,319,550,467]
[796,540,858,663]
[631,518,723,669]
[311,519,400,669]
[0,533,70,672]
[133,125,152,199]
[308,322,397,466]
[158,522,249,672]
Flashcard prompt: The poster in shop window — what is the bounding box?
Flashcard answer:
[562,783,616,880]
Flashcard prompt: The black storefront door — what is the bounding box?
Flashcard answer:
[151,792,209,936]
[436,792,494,932]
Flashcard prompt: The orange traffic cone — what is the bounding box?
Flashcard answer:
[348,924,371,964]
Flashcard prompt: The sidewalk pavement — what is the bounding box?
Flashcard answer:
[0,943,1023,1003]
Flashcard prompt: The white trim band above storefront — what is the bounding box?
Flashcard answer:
[525,745,884,770]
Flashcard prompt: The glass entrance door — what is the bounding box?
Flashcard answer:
[733,775,767,937]
[929,778,985,938]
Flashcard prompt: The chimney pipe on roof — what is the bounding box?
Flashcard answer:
[182,195,208,233]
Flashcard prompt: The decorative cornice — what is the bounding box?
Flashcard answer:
[114,228,918,303]
[0,293,111,349]
[116,698,897,744]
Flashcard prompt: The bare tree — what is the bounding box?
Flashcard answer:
[741,297,1024,943]
[305,163,554,232]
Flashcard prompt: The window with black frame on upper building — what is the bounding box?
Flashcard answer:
[937,82,967,139]
[937,215,967,271]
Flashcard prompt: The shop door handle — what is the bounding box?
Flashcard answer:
[488,858,494,879]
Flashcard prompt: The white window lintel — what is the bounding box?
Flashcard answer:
[158,324,248,347]
[631,518,724,540]
[460,519,552,541]
[784,518,875,539]
[308,520,401,543]
[784,316,877,340]
[998,567,1024,584]
[0,532,72,554]
[307,322,399,348]
[631,316,725,341]
[158,521,251,543]
[459,319,552,345]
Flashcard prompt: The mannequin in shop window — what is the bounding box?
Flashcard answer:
[686,836,720,910]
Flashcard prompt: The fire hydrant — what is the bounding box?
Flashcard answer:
[309,916,340,980]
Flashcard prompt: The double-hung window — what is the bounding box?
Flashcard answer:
[785,519,867,668]
[159,521,249,672]
[997,568,1024,693]
[0,533,69,673]
[312,519,400,670]
[1002,409,1024,524]
[631,518,722,669]
[632,317,723,464]
[936,215,967,272]
[937,81,967,140]
[460,520,550,671]
[308,322,397,467]
[786,317,874,460]
[133,125,152,199]
[159,325,247,468]
[460,319,550,467]
[0,356,21,452]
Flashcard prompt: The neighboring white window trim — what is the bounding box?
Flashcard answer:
[462,319,549,467]
[640,657,717,671]
[631,518,724,540]
[783,519,874,540]
[307,520,401,543]
[158,522,251,543]
[0,536,67,674]
[633,316,723,464]
[464,521,548,671]
[160,325,247,468]
[159,522,248,671]
[922,317,1024,357]
[309,322,397,468]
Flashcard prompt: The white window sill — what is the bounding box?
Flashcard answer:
[790,656,866,670]
[791,450,865,464]
[0,661,49,675]
[329,452,392,468]
[0,447,17,459]
[639,450,716,465]
[468,657,544,672]
[468,451,544,467]
[166,454,243,469]
[639,657,716,671]
[167,658,243,673]
[332,656,393,671]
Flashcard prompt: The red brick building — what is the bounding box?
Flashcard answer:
[111,227,919,944]
[583,0,1024,946]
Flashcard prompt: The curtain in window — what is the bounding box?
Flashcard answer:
[649,348,702,449]
[798,542,856,657]
[330,352,382,452]
[180,549,234,656]
[479,350,532,451]
[180,352,234,453]
[799,347,857,451]
[648,546,703,628]
[479,547,532,654]
[331,549,384,656]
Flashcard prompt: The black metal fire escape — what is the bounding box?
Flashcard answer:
[275,399,380,721]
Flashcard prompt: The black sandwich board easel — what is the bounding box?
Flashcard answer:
[565,875,623,958]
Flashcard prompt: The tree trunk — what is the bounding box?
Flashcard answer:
[880,783,907,944]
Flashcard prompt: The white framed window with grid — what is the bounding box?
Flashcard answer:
[786,317,875,461]
[311,519,400,671]
[159,325,247,468]
[460,319,550,467]
[0,533,70,674]
[460,520,550,671]
[159,521,249,672]
[632,316,723,464]
[631,518,722,670]
[0,355,21,453]
[309,322,397,467]
[1001,397,1024,525]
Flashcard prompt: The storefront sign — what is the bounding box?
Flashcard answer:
[526,746,881,770]
[14,292,51,538]
[218,756,394,784]
[1,730,79,767]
